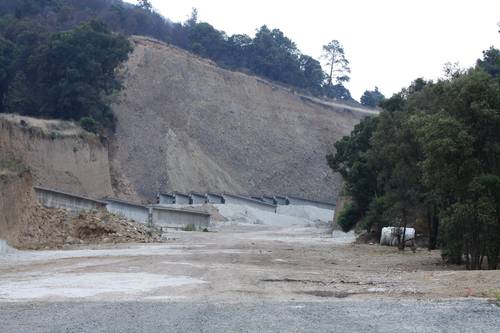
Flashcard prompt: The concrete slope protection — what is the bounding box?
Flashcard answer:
[111,37,370,202]
[215,204,332,228]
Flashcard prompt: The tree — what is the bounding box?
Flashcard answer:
[185,7,198,29]
[321,40,350,86]
[188,22,226,59]
[415,67,500,267]
[477,47,500,77]
[360,87,385,107]
[299,55,325,95]
[3,20,132,131]
[249,25,303,86]
[0,1,338,98]
[323,83,352,101]
[137,0,152,12]
[327,116,380,228]
[225,34,252,68]
[0,37,14,113]
[328,47,500,267]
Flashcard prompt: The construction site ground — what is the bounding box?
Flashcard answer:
[1,218,500,332]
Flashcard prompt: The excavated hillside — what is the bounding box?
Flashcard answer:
[0,163,161,250]
[111,37,374,202]
[0,114,115,198]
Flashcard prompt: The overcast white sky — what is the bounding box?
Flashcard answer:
[129,0,500,100]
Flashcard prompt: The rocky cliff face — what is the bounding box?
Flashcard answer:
[0,114,114,198]
[111,37,371,202]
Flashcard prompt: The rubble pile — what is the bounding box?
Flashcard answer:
[17,209,162,250]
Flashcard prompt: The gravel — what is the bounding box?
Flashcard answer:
[0,300,498,332]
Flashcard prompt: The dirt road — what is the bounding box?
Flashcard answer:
[1,223,499,301]
[1,222,499,331]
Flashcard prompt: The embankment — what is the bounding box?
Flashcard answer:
[0,114,113,198]
[110,36,374,202]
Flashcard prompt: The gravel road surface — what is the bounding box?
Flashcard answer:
[1,300,499,332]
[2,212,499,332]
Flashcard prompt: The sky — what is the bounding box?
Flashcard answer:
[129,0,500,100]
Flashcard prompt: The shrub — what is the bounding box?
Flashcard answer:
[79,117,99,134]
[337,202,361,232]
[181,224,197,232]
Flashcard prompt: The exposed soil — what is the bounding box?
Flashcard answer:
[1,223,498,302]
[111,36,369,201]
[0,166,161,250]
[0,114,115,199]
[16,209,163,250]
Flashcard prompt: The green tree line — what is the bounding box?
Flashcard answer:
[0,0,355,101]
[328,46,500,270]
[0,16,132,132]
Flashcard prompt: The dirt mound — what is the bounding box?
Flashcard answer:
[17,210,162,250]
[0,164,161,250]
[111,37,372,202]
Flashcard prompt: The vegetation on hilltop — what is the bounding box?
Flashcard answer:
[0,18,131,132]
[328,38,500,270]
[360,87,385,107]
[0,0,358,101]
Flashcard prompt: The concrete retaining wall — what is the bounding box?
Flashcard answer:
[275,196,290,206]
[173,192,191,205]
[207,193,224,204]
[34,186,107,212]
[150,206,211,229]
[104,198,150,224]
[158,193,175,205]
[190,192,207,204]
[287,196,335,210]
[223,193,276,213]
[1,239,11,254]
[262,196,277,205]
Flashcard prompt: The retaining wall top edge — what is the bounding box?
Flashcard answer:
[148,205,211,216]
[173,192,191,198]
[33,186,108,205]
[287,196,336,207]
[102,197,148,209]
[158,192,175,198]
[223,193,277,208]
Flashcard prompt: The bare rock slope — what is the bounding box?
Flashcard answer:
[111,37,372,202]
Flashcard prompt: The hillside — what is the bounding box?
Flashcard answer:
[110,37,374,202]
[0,114,115,198]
